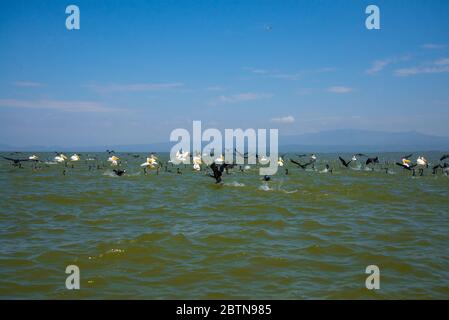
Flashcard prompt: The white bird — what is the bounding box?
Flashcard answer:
[417,156,428,167]
[214,154,224,165]
[141,154,158,168]
[174,150,189,163]
[277,157,284,167]
[192,154,202,171]
[108,155,120,166]
[29,155,38,160]
[259,155,269,165]
[401,158,412,168]
[70,154,80,161]
[54,154,67,163]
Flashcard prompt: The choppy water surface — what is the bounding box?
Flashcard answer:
[0,152,448,299]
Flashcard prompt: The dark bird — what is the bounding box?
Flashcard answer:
[1,156,38,167]
[290,159,313,170]
[366,157,379,166]
[106,150,115,154]
[440,154,449,161]
[432,164,442,175]
[209,162,232,183]
[395,162,417,171]
[338,156,352,168]
[262,175,271,181]
[112,169,126,176]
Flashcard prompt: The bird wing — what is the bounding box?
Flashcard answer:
[338,157,350,167]
[290,159,302,167]
[402,153,413,159]
[395,162,411,170]
[1,156,31,162]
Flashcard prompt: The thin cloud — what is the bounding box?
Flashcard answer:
[206,86,226,92]
[244,67,301,80]
[366,56,410,75]
[243,67,269,75]
[86,82,184,93]
[328,86,353,94]
[244,66,335,81]
[366,59,393,75]
[435,58,449,65]
[395,58,449,77]
[0,99,120,112]
[296,88,315,96]
[315,67,337,73]
[271,115,295,124]
[209,92,273,106]
[422,43,447,49]
[11,81,42,87]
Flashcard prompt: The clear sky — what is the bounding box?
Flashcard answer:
[1,0,449,147]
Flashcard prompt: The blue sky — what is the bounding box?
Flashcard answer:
[1,0,449,147]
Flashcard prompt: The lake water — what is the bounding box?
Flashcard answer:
[0,152,448,299]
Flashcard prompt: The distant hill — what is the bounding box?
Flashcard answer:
[280,129,449,152]
[1,130,449,152]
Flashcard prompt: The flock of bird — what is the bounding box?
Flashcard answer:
[1,150,449,184]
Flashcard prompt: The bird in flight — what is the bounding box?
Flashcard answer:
[108,155,120,166]
[113,169,126,176]
[395,162,417,171]
[338,156,352,168]
[290,159,313,170]
[1,156,39,167]
[209,162,233,183]
[366,157,379,166]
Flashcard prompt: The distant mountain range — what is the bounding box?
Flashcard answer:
[280,129,449,152]
[1,130,449,153]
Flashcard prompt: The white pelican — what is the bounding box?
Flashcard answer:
[70,154,80,161]
[192,154,202,171]
[417,156,428,167]
[29,154,38,160]
[214,154,224,165]
[141,154,158,168]
[259,155,269,165]
[277,157,284,167]
[401,158,412,168]
[54,154,67,163]
[108,155,120,166]
[175,150,189,163]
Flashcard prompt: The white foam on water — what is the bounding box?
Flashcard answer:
[225,181,245,187]
[258,184,273,191]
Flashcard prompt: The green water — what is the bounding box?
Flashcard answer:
[0,152,448,299]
